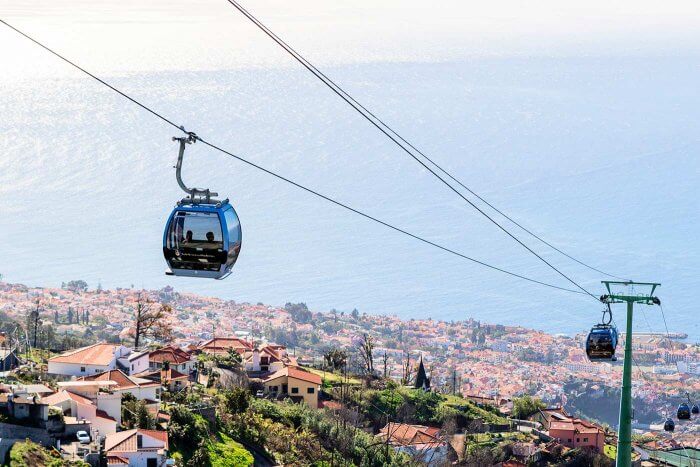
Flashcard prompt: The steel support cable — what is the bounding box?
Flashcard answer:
[224,0,628,282]
[224,0,603,300]
[0,18,586,297]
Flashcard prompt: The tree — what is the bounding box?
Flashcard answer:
[133,295,172,348]
[65,280,88,293]
[67,307,74,324]
[512,395,546,420]
[358,333,375,376]
[53,310,59,324]
[382,352,389,379]
[83,310,89,324]
[27,300,41,348]
[401,351,413,386]
[323,348,347,371]
[351,308,360,320]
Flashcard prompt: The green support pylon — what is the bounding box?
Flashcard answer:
[601,281,660,467]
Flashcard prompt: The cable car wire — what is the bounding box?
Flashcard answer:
[223,0,615,298]
[0,18,589,297]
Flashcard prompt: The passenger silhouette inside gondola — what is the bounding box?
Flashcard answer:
[206,231,215,242]
[184,230,193,244]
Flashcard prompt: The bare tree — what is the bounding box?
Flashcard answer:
[382,352,389,379]
[133,294,172,348]
[358,333,375,376]
[401,350,413,386]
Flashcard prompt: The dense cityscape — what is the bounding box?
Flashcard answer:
[0,279,697,465]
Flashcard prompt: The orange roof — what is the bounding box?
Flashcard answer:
[263,366,321,385]
[105,429,168,452]
[106,456,129,466]
[149,346,191,364]
[550,418,604,434]
[43,390,95,407]
[161,368,189,381]
[82,369,160,389]
[199,337,252,353]
[379,423,444,448]
[49,343,119,366]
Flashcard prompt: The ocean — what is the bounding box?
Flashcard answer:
[1,3,699,342]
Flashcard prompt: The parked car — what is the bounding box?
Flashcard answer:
[76,431,90,444]
[255,390,265,398]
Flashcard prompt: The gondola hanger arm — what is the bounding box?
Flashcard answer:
[172,127,220,205]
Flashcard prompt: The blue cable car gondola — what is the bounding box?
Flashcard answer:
[677,402,691,420]
[163,132,242,279]
[586,304,618,361]
[664,418,675,432]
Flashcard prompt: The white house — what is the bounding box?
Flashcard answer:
[121,350,150,376]
[56,380,122,426]
[105,429,169,467]
[43,387,118,435]
[48,343,131,377]
[79,370,161,405]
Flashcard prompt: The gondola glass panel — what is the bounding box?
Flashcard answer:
[164,208,228,278]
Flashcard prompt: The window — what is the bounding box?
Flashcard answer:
[270,386,278,392]
[168,211,223,249]
[131,364,134,371]
[156,389,161,399]
[95,369,100,373]
[583,437,588,442]
[576,438,580,442]
[568,439,572,443]
[80,367,86,372]
[291,387,299,394]
[307,387,315,394]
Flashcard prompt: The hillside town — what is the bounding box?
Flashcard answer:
[0,279,698,466]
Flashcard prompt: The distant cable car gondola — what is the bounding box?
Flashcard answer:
[664,418,675,432]
[692,404,700,416]
[586,305,618,361]
[677,403,691,420]
[163,132,242,279]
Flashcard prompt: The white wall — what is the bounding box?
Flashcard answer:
[128,353,150,375]
[48,362,112,377]
[96,393,122,425]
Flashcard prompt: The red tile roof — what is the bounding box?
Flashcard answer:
[378,423,444,448]
[149,346,191,364]
[49,343,119,366]
[263,366,322,385]
[199,337,252,354]
[105,428,168,452]
[79,370,159,390]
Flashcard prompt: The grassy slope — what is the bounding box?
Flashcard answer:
[208,433,254,467]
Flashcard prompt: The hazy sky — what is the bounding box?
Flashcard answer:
[3,0,700,81]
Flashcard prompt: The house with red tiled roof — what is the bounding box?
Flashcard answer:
[43,388,118,435]
[148,346,194,374]
[261,366,321,407]
[198,337,253,356]
[48,343,131,377]
[105,428,168,467]
[78,370,161,404]
[376,423,451,465]
[245,344,297,373]
[549,418,605,452]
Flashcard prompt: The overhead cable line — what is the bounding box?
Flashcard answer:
[0,18,587,297]
[223,0,605,300]
[223,0,628,282]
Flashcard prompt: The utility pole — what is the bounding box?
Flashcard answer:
[602,281,660,467]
